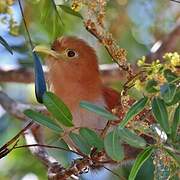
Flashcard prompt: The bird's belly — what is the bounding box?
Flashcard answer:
[71,96,107,130]
[72,108,107,131]
[63,96,107,148]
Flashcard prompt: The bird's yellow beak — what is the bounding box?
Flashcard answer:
[33,45,63,59]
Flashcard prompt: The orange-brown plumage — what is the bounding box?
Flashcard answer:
[45,36,119,129]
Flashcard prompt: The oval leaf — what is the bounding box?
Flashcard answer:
[128,146,154,180]
[171,104,180,142]
[43,92,73,127]
[160,83,176,103]
[0,35,13,54]
[59,5,83,19]
[166,87,180,106]
[117,127,146,148]
[104,129,124,161]
[69,132,91,155]
[164,69,177,82]
[152,97,170,134]
[33,52,47,103]
[119,97,148,128]
[80,101,119,120]
[24,109,63,133]
[79,128,104,150]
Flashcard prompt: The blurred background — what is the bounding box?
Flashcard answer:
[0,0,179,179]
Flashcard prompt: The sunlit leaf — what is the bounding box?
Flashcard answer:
[33,52,47,103]
[0,35,13,54]
[119,97,148,128]
[171,104,180,142]
[80,101,119,120]
[104,129,124,161]
[128,146,154,180]
[69,132,91,155]
[24,109,63,133]
[79,128,104,150]
[38,0,62,38]
[160,83,176,103]
[43,92,73,127]
[59,5,83,19]
[117,127,146,148]
[152,97,170,134]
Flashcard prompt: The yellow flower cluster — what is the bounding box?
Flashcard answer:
[7,0,15,5]
[163,52,180,67]
[137,56,146,67]
[71,0,82,12]
[135,52,179,92]
[0,0,18,36]
[150,60,163,74]
[134,79,144,91]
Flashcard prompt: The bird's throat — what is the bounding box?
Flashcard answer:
[46,60,104,112]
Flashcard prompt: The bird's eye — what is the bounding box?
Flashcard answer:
[66,49,78,58]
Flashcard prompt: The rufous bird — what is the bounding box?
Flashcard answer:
[34,36,120,132]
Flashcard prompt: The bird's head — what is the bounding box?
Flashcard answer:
[33,36,99,68]
[33,36,102,98]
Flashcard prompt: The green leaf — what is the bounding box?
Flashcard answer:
[166,87,180,106]
[164,69,177,82]
[128,146,154,180]
[119,97,148,128]
[171,104,180,142]
[117,127,146,148]
[164,148,180,166]
[43,92,73,127]
[152,97,170,134]
[145,79,159,93]
[79,128,104,150]
[69,132,91,155]
[0,36,13,54]
[80,101,119,120]
[160,83,176,103]
[24,109,63,133]
[104,129,124,161]
[58,5,83,19]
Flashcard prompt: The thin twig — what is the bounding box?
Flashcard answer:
[15,144,86,157]
[146,25,180,62]
[18,0,34,50]
[100,121,111,138]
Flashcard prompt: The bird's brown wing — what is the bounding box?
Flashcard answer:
[102,86,121,109]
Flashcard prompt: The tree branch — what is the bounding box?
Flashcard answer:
[0,67,34,83]
[146,24,180,61]
[0,90,45,120]
[0,25,179,85]
[0,90,79,179]
[0,64,124,84]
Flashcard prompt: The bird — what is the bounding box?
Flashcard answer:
[34,36,120,133]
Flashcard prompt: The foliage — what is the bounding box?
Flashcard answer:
[0,0,179,179]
